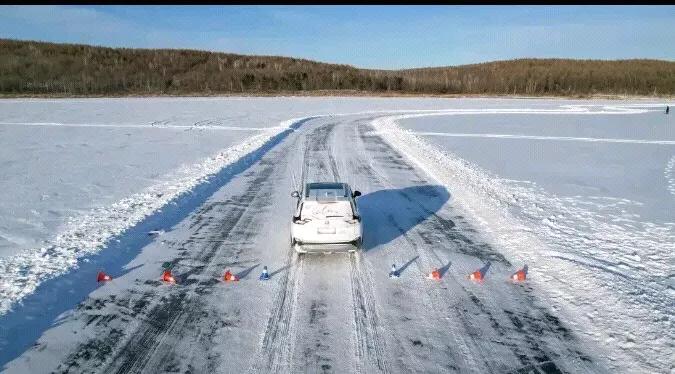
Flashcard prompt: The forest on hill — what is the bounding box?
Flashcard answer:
[1,39,674,97]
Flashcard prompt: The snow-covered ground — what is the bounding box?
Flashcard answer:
[0,97,673,373]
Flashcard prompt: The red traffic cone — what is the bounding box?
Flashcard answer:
[427,268,441,280]
[97,271,112,282]
[469,262,491,282]
[511,265,528,282]
[223,270,239,282]
[162,270,176,283]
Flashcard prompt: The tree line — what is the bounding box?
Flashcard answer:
[1,39,673,97]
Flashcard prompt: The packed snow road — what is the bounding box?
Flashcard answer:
[7,114,608,373]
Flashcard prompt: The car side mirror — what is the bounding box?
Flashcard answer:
[352,191,361,198]
[291,191,300,198]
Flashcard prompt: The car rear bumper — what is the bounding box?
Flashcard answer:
[294,238,361,253]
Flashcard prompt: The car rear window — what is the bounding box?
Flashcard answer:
[305,183,347,198]
[300,201,353,220]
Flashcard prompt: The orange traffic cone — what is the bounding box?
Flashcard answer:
[511,265,528,282]
[97,271,112,282]
[468,262,491,282]
[223,270,239,282]
[427,268,441,280]
[162,269,176,283]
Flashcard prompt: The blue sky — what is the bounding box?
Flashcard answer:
[1,5,673,69]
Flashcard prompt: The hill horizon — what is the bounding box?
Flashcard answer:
[2,38,674,97]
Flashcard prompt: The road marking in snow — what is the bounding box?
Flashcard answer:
[0,121,276,131]
[410,132,675,145]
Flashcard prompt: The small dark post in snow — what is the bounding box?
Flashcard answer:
[666,106,670,115]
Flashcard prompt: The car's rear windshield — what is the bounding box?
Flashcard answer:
[305,183,348,198]
[300,200,353,219]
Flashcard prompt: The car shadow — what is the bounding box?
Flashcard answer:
[358,184,451,252]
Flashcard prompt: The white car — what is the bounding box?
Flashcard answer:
[290,182,363,253]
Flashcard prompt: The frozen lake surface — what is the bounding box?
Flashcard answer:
[400,111,675,222]
[0,97,673,373]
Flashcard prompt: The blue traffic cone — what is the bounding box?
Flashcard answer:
[389,264,399,278]
[259,266,270,280]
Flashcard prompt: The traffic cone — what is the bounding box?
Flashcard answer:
[97,271,112,282]
[259,266,270,280]
[511,265,528,282]
[223,270,239,282]
[427,268,441,280]
[389,264,399,278]
[468,262,491,282]
[162,269,176,283]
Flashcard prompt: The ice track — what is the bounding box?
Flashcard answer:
[5,113,614,374]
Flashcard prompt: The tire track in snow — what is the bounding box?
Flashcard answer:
[52,133,289,373]
[359,124,494,372]
[105,166,275,374]
[253,251,304,373]
[254,120,349,373]
[330,120,389,373]
[349,254,389,373]
[285,119,389,373]
[248,122,311,373]
[353,120,493,373]
[355,118,602,373]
